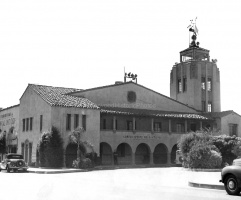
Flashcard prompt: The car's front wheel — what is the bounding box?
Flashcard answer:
[225,175,241,195]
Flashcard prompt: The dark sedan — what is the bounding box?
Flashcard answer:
[0,154,28,173]
[220,158,241,195]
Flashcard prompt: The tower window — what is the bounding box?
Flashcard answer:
[183,77,187,92]
[178,79,182,93]
[201,77,206,90]
[207,78,212,91]
[208,102,212,112]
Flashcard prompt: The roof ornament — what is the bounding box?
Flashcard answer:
[124,67,138,83]
[187,17,199,48]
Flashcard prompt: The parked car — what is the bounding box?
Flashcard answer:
[0,153,28,173]
[220,158,241,195]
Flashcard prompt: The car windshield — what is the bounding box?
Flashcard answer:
[6,155,23,159]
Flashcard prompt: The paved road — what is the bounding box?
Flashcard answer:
[0,167,240,200]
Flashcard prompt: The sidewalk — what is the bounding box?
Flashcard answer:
[27,166,225,190]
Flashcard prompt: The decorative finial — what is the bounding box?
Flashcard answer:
[187,17,199,47]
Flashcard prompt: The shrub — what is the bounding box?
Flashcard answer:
[178,131,212,167]
[85,152,97,166]
[45,126,64,168]
[188,142,222,169]
[38,126,64,168]
[73,158,93,169]
[212,135,238,166]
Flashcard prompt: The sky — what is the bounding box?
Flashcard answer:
[0,0,241,114]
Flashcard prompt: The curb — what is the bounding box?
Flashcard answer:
[188,181,224,190]
[27,169,88,174]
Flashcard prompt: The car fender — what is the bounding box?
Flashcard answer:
[221,166,241,187]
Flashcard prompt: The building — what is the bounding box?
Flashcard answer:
[0,27,241,167]
[170,33,220,112]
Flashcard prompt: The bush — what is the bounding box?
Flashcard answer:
[188,142,222,169]
[212,135,239,166]
[85,152,97,166]
[178,131,212,167]
[38,126,64,168]
[73,158,93,169]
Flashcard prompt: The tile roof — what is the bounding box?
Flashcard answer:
[203,110,241,118]
[29,84,99,109]
[100,107,210,120]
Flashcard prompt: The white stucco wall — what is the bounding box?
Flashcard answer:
[73,82,198,113]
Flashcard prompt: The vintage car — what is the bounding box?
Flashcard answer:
[0,153,28,173]
[220,158,241,195]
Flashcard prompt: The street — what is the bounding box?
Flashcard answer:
[0,167,240,200]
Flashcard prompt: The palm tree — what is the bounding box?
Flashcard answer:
[69,127,94,161]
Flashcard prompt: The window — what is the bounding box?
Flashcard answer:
[176,123,184,132]
[127,121,133,130]
[22,119,25,132]
[208,102,212,112]
[103,119,106,129]
[74,114,79,129]
[178,79,182,92]
[201,77,206,90]
[154,122,162,132]
[26,118,29,131]
[229,124,238,136]
[30,117,33,131]
[40,115,43,132]
[190,123,196,132]
[82,115,86,131]
[183,77,187,92]
[202,101,206,112]
[66,114,71,131]
[207,78,212,91]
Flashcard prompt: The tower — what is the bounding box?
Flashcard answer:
[170,23,221,112]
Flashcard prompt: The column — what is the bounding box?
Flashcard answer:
[167,152,171,165]
[113,116,116,133]
[133,117,136,133]
[150,152,153,165]
[151,118,154,133]
[168,119,172,133]
[200,121,203,130]
[132,152,135,165]
[185,120,188,133]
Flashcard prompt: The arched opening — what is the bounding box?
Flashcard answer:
[135,143,150,165]
[171,144,178,164]
[153,143,168,164]
[65,143,77,168]
[116,143,132,165]
[100,142,113,165]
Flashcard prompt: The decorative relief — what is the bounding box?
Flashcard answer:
[127,91,136,103]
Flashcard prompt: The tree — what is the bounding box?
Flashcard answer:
[69,127,94,161]
[46,126,64,168]
[0,134,6,157]
[38,126,64,168]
